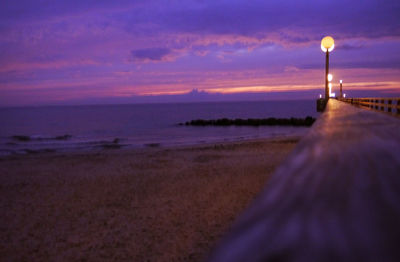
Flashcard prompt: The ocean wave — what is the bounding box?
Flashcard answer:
[11,134,72,142]
[0,136,127,156]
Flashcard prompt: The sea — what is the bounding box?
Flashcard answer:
[0,100,319,156]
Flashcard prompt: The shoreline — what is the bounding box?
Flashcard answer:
[0,135,301,261]
[0,134,305,159]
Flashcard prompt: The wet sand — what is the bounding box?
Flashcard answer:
[0,137,299,261]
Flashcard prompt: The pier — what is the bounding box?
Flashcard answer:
[208,99,400,262]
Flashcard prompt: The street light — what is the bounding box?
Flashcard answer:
[321,36,335,52]
[328,74,333,82]
[321,36,335,99]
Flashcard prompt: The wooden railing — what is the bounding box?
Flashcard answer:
[340,97,400,114]
[207,99,400,262]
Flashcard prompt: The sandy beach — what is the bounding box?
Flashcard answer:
[0,136,299,261]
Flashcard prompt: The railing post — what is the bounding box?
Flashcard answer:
[397,100,400,115]
[388,100,392,113]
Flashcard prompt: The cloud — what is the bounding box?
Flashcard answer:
[1,0,400,106]
[158,0,400,42]
[336,43,366,51]
[301,60,400,70]
[0,0,141,21]
[284,66,300,73]
[4,1,400,48]
[130,48,173,62]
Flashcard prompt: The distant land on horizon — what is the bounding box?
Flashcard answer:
[2,88,400,107]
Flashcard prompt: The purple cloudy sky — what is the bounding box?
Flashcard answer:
[1,0,399,106]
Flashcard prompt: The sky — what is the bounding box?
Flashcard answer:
[1,0,400,106]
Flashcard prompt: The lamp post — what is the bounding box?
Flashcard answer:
[328,74,333,97]
[321,36,335,100]
[340,80,343,98]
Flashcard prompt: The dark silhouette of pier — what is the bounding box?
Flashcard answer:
[208,98,400,262]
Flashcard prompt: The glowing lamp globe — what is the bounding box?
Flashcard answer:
[321,36,335,52]
[327,74,333,82]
